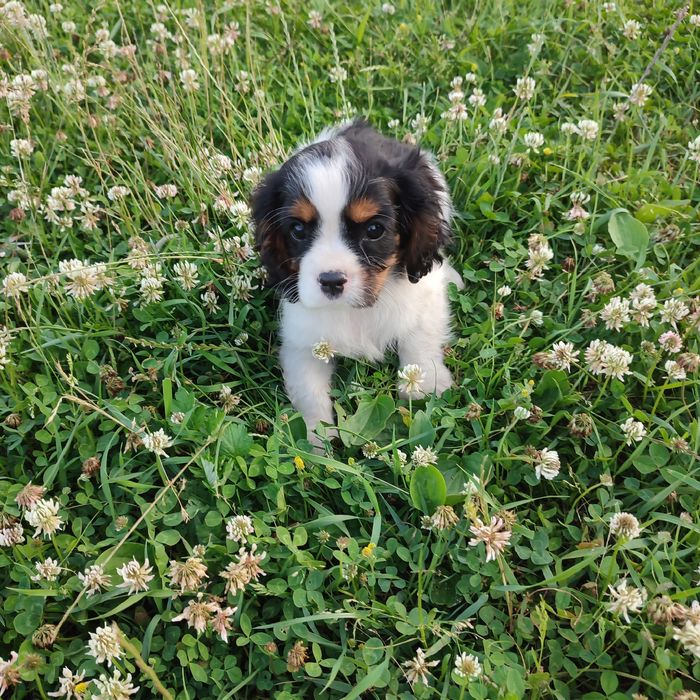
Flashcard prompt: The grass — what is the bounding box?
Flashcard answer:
[1,0,699,698]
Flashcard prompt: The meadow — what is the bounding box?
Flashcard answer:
[1,0,700,698]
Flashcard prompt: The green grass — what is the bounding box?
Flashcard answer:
[1,1,700,698]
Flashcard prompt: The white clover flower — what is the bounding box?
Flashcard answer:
[609,512,641,540]
[600,296,631,331]
[312,340,334,363]
[629,82,653,107]
[660,298,689,325]
[410,113,430,136]
[329,66,348,83]
[86,623,122,666]
[10,138,33,158]
[513,76,536,101]
[513,406,531,420]
[402,647,439,688]
[561,122,578,135]
[688,136,700,163]
[107,185,130,201]
[226,515,254,543]
[153,184,178,199]
[381,3,395,14]
[173,261,199,290]
[25,498,64,538]
[32,557,62,582]
[397,363,426,398]
[584,340,634,380]
[454,652,482,680]
[497,284,511,297]
[527,32,545,56]
[525,242,553,278]
[387,118,400,129]
[577,119,599,140]
[411,445,438,467]
[689,14,700,27]
[607,579,647,623]
[2,272,29,299]
[116,558,154,594]
[307,10,323,28]
[139,275,165,304]
[78,564,112,597]
[534,448,560,480]
[468,88,486,107]
[47,666,86,698]
[91,669,139,699]
[603,345,634,381]
[523,132,544,152]
[665,360,687,381]
[603,2,617,11]
[550,341,577,371]
[172,594,220,633]
[658,331,682,354]
[59,259,110,300]
[529,309,544,326]
[169,556,208,594]
[620,417,646,445]
[142,428,173,457]
[468,516,512,562]
[674,620,700,658]
[201,288,219,314]
[566,191,591,221]
[489,107,508,134]
[429,505,460,531]
[621,19,642,40]
[180,68,200,92]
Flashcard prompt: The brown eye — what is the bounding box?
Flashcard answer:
[365,221,384,240]
[289,221,306,240]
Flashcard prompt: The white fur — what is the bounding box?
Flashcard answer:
[281,261,461,443]
[296,150,367,309]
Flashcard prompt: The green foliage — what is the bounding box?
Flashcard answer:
[0,0,699,699]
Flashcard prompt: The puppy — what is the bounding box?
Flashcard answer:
[252,120,461,444]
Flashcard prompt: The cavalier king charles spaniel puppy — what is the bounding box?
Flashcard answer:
[252,120,462,444]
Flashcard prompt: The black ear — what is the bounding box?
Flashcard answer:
[392,151,451,283]
[251,170,295,288]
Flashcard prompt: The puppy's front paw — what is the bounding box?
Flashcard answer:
[397,363,453,399]
[307,424,338,454]
[433,364,453,396]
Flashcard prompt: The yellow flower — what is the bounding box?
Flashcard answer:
[471,63,478,71]
[362,543,376,557]
[75,682,90,694]
[293,456,305,471]
[543,147,553,156]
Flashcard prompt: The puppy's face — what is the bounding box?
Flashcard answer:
[252,123,450,308]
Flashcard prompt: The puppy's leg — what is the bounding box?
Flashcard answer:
[397,322,453,399]
[398,345,452,398]
[280,343,336,444]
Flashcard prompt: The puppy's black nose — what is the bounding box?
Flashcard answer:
[318,271,347,298]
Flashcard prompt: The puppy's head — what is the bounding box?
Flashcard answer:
[252,121,451,308]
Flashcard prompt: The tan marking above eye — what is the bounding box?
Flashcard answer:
[346,197,381,223]
[289,198,317,223]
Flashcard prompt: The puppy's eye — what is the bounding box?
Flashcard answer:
[365,221,385,240]
[289,221,307,240]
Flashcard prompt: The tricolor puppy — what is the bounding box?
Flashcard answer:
[252,120,462,444]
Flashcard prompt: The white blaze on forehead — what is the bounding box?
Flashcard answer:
[302,151,350,240]
[295,147,365,308]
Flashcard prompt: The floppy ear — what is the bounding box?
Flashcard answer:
[392,151,452,283]
[251,170,295,288]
